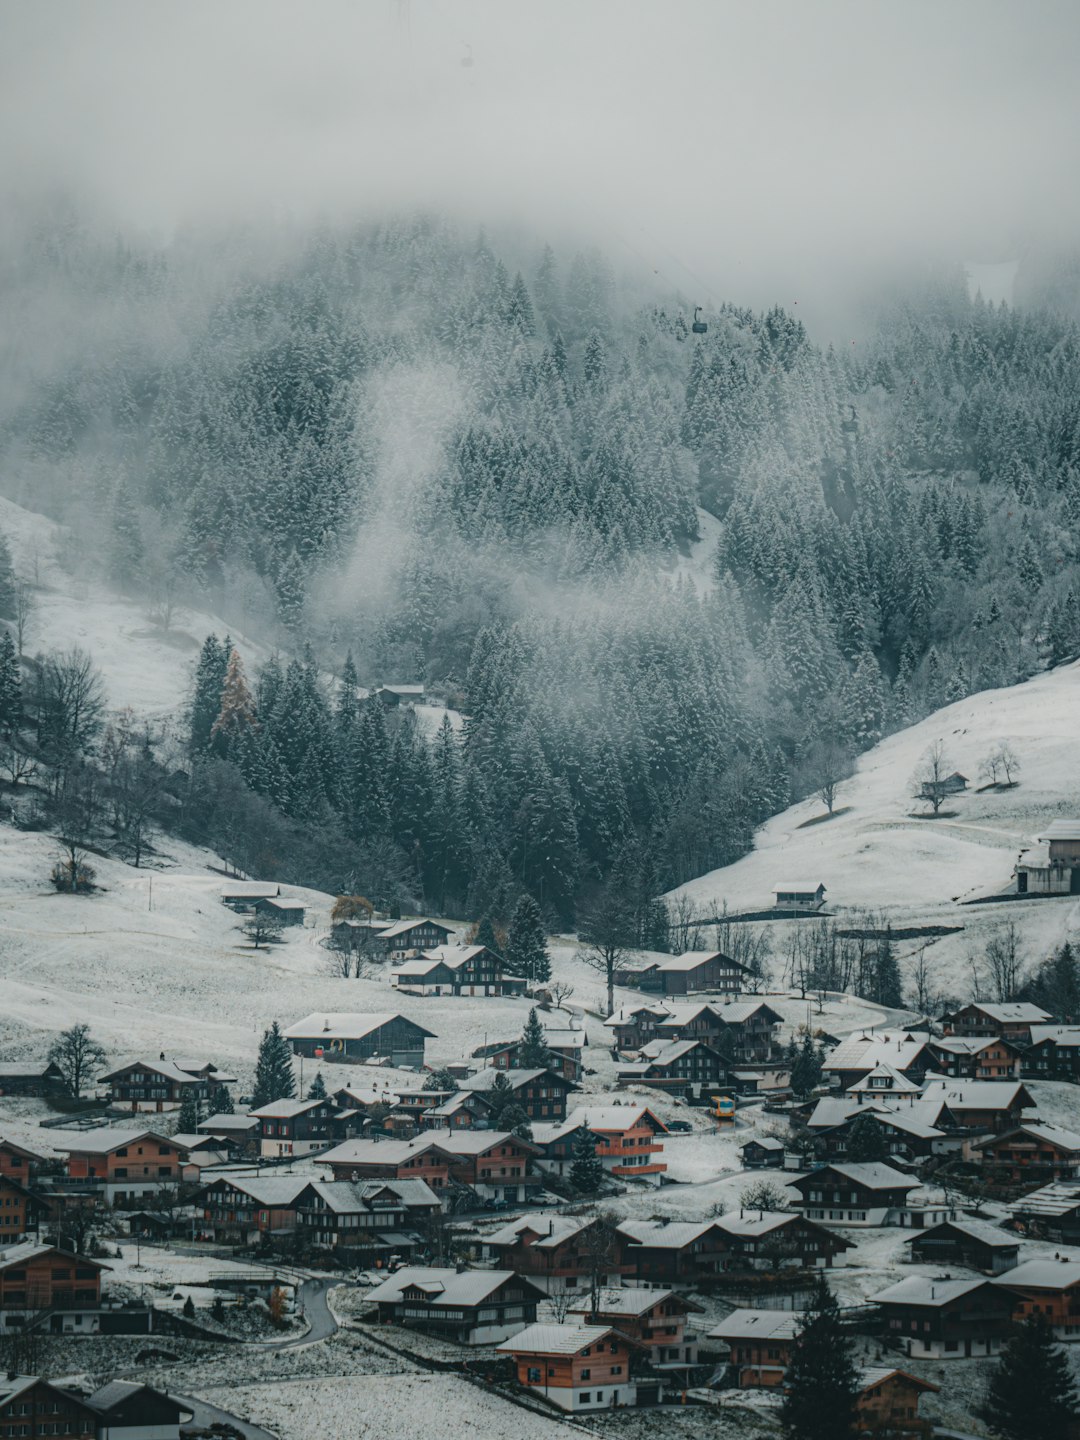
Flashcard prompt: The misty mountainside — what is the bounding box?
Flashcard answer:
[2,208,1080,926]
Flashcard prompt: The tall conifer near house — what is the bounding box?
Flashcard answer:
[504,894,550,985]
[518,1008,550,1069]
[780,1272,859,1440]
[252,1022,296,1108]
[568,1127,604,1194]
[987,1314,1077,1440]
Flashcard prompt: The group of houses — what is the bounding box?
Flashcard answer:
[0,1375,193,1440]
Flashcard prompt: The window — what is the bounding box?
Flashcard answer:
[580,1369,591,1380]
[578,1393,591,1404]
[526,1367,541,1383]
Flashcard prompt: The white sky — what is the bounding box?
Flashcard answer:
[1,1,1079,319]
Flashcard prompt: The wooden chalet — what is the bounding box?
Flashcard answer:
[482,1213,633,1294]
[644,950,749,998]
[603,1003,674,1051]
[0,1061,66,1098]
[195,1175,309,1244]
[220,881,279,910]
[905,1219,1019,1275]
[318,1135,459,1191]
[740,1136,785,1168]
[873,1275,1013,1358]
[85,1380,194,1439]
[370,918,455,958]
[251,895,306,925]
[0,1242,107,1326]
[416,1090,491,1131]
[0,1173,43,1245]
[100,1057,236,1113]
[497,1322,641,1412]
[855,1367,939,1438]
[940,1002,1051,1046]
[1024,1025,1080,1083]
[712,1209,853,1271]
[392,944,525,997]
[249,1095,340,1158]
[823,1031,936,1092]
[928,1034,1024,1081]
[0,1377,99,1437]
[789,1162,920,1226]
[56,1128,187,1207]
[367,1266,543,1345]
[710,1308,804,1387]
[295,1178,440,1257]
[530,1105,668,1184]
[617,1219,730,1284]
[567,1287,701,1368]
[992,1256,1080,1340]
[649,1000,783,1064]
[773,881,826,911]
[1007,1182,1080,1243]
[972,1121,1080,1184]
[616,1038,729,1100]
[283,1012,435,1068]
[0,1138,45,1181]
[458,1065,576,1121]
[918,1079,1036,1133]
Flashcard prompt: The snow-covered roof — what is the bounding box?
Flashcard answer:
[919,1079,1032,1112]
[483,1213,589,1249]
[377,918,453,940]
[710,1308,804,1341]
[262,897,306,912]
[848,1062,923,1095]
[1029,1026,1080,1048]
[248,1097,326,1119]
[318,1135,456,1168]
[873,1275,988,1307]
[806,1161,918,1190]
[955,1003,1051,1024]
[619,1219,719,1249]
[1041,820,1080,840]
[459,1067,555,1093]
[656,950,741,973]
[603,1003,674,1029]
[304,1178,438,1214]
[773,882,825,894]
[858,1367,937,1395]
[824,1031,930,1074]
[714,1210,797,1238]
[742,1135,785,1151]
[283,1012,435,1041]
[203,1176,309,1206]
[973,1121,1080,1152]
[430,1129,536,1155]
[220,882,279,898]
[1006,1183,1080,1218]
[906,1218,1018,1249]
[0,1061,62,1076]
[55,1127,175,1155]
[368,1267,526,1308]
[497,1323,615,1356]
[991,1258,1080,1290]
[100,1059,205,1085]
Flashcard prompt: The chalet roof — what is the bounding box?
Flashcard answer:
[932,1035,1017,1056]
[655,949,744,974]
[742,1136,785,1151]
[542,1027,587,1050]
[710,1308,804,1341]
[459,1066,572,1094]
[618,1218,720,1249]
[848,1063,922,1095]
[803,1162,918,1191]
[198,1114,259,1133]
[773,881,825,894]
[57,1127,176,1155]
[302,1178,438,1214]
[318,1135,457,1169]
[906,1219,1018,1250]
[368,1266,531,1308]
[425,1092,483,1118]
[100,1059,206,1086]
[655,1003,726,1029]
[1006,1183,1080,1218]
[203,1176,309,1206]
[824,1031,931,1075]
[858,1367,938,1396]
[0,1241,108,1273]
[638,1039,710,1063]
[991,1258,1080,1291]
[431,1129,539,1156]
[262,897,306,912]
[972,1121,1080,1153]
[950,1002,1051,1024]
[1041,820,1080,841]
[0,1137,46,1161]
[717,1000,783,1025]
[248,1097,328,1120]
[1029,1026,1080,1048]
[919,1079,1034,1113]
[0,1061,63,1078]
[220,882,279,898]
[714,1210,799,1238]
[873,1275,989,1307]
[283,1012,435,1042]
[377,918,454,940]
[546,1104,668,1139]
[86,1381,190,1417]
[377,684,425,697]
[602,1003,674,1029]
[567,1286,691,1317]
[483,1213,591,1249]
[497,1322,617,1356]
[169,1133,224,1151]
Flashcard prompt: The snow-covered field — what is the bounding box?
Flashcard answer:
[670,660,1080,995]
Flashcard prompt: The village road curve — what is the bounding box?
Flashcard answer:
[173,1394,279,1439]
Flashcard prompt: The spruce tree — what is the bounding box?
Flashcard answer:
[518,1008,550,1069]
[873,928,903,1008]
[177,1088,202,1132]
[780,1272,859,1440]
[504,894,550,985]
[0,630,21,734]
[475,914,502,958]
[790,1032,824,1097]
[307,1070,327,1100]
[0,531,15,619]
[568,1126,604,1194]
[846,1111,887,1163]
[987,1314,1078,1440]
[213,1083,235,1115]
[252,1022,297,1108]
[189,635,228,756]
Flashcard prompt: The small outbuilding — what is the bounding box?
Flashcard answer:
[772,882,826,912]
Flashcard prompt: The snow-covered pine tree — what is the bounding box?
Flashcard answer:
[568,1127,604,1194]
[252,1022,296,1107]
[518,1008,549,1069]
[504,894,549,985]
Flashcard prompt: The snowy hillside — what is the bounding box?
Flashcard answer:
[671,660,1080,991]
[0,493,270,720]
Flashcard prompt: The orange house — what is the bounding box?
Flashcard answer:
[0,1241,107,1315]
[993,1257,1080,1339]
[0,1174,36,1243]
[856,1366,939,1437]
[497,1322,639,1411]
[709,1308,802,1387]
[319,1136,457,1189]
[568,1287,700,1367]
[61,1129,183,1182]
[0,1138,44,1182]
[442,1132,540,1204]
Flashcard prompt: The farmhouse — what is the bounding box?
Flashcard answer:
[647,951,750,997]
[318,1136,459,1190]
[941,1002,1051,1045]
[918,1079,1036,1133]
[1007,1182,1080,1243]
[712,1209,853,1270]
[740,1136,785,1168]
[0,1242,107,1332]
[567,1288,701,1369]
[391,944,525,997]
[0,1139,44,1181]
[0,1061,67,1098]
[788,1162,920,1226]
[806,1099,952,1165]
[992,1256,1080,1339]
[195,1175,310,1244]
[220,881,279,909]
[855,1368,939,1437]
[56,1129,187,1207]
[249,1095,339,1158]
[0,1174,42,1244]
[905,1219,1019,1275]
[483,1214,632,1294]
[928,1035,1024,1081]
[1017,821,1080,895]
[530,1105,668,1184]
[295,1178,440,1255]
[1024,1026,1080,1082]
[497,1323,640,1412]
[873,1275,1013,1358]
[458,1065,576,1121]
[283,1012,435,1068]
[603,1003,674,1051]
[100,1057,236,1113]
[197,1112,260,1151]
[252,895,306,925]
[823,1031,936,1091]
[371,918,455,958]
[972,1121,1080,1184]
[616,1039,729,1100]
[0,1377,99,1436]
[367,1266,542,1344]
[710,1308,803,1387]
[84,1381,193,1439]
[773,881,826,912]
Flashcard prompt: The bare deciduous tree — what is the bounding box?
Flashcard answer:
[242,910,285,949]
[47,1023,105,1098]
[980,741,1021,788]
[985,921,1025,1002]
[911,738,953,815]
[577,886,634,1017]
[808,738,854,817]
[549,980,575,1010]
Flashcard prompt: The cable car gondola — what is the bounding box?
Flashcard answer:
[692,305,707,335]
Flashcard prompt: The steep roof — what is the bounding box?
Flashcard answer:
[283,1012,435,1041]
[497,1322,617,1356]
[710,1308,804,1340]
[1040,820,1080,840]
[857,1367,938,1396]
[656,950,745,973]
[823,1031,931,1075]
[0,1241,107,1273]
[377,918,454,940]
[302,1178,438,1213]
[367,1266,534,1308]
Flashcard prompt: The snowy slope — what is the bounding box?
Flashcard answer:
[0,493,270,719]
[670,660,1080,991]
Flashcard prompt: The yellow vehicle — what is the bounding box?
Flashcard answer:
[710,1094,736,1125]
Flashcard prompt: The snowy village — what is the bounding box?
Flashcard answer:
[3,5,1080,1440]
